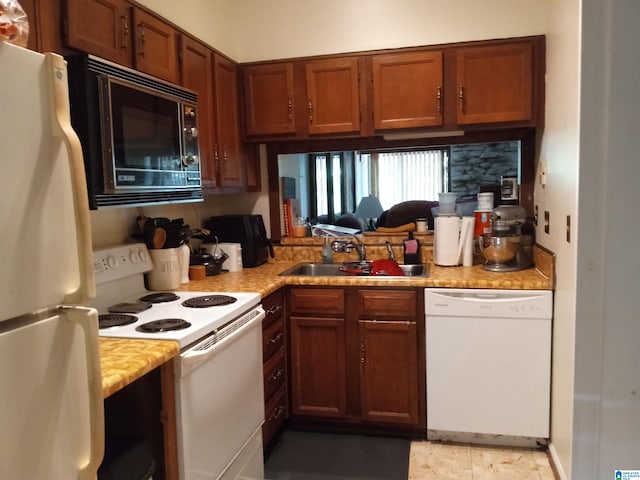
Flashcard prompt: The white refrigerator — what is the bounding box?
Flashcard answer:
[0,41,104,479]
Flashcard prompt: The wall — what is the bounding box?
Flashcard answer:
[231,0,547,62]
[534,1,580,478]
[135,0,239,59]
[136,0,547,63]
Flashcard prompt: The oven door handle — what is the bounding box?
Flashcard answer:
[179,307,265,372]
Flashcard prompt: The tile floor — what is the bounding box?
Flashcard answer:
[409,441,556,480]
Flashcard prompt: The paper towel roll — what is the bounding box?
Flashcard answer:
[434,216,462,266]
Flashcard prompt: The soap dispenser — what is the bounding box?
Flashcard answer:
[403,231,421,265]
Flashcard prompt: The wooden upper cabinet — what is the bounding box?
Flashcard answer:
[65,1,178,83]
[305,57,361,135]
[213,53,243,188]
[65,0,133,67]
[178,35,216,189]
[456,42,533,125]
[132,8,178,83]
[243,62,296,136]
[372,51,444,130]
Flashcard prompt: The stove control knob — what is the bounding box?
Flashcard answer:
[106,255,118,270]
[138,248,149,264]
[129,250,140,264]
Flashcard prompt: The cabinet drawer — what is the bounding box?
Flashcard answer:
[262,316,285,361]
[263,345,286,401]
[263,386,287,448]
[290,288,344,315]
[262,289,284,329]
[357,289,417,319]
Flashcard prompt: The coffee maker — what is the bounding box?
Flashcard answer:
[481,205,534,272]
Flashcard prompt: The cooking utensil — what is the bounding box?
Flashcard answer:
[143,217,156,249]
[153,227,167,249]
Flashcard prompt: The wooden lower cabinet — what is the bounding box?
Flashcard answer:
[261,289,287,449]
[359,320,419,425]
[288,286,425,431]
[290,315,347,418]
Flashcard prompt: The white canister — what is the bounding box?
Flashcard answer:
[218,243,243,272]
[147,248,181,290]
[477,192,494,210]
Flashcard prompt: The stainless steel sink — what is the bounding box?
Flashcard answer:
[279,262,429,278]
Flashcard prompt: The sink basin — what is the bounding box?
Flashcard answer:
[279,262,429,278]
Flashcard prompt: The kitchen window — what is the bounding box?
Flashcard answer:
[309,148,448,222]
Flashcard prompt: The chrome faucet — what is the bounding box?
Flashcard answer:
[331,236,366,262]
[384,241,395,261]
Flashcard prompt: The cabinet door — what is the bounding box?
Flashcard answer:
[243,63,296,136]
[65,0,133,67]
[290,316,347,418]
[132,7,177,83]
[179,35,217,189]
[359,320,419,425]
[213,54,243,187]
[372,51,443,130]
[305,57,361,135]
[456,42,533,125]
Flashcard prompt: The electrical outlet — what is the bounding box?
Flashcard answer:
[544,211,550,234]
[539,161,547,187]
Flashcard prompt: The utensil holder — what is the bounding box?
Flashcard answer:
[147,248,181,290]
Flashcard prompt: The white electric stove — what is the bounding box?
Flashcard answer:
[91,243,261,349]
[92,243,266,480]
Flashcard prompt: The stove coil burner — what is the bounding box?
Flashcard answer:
[139,292,180,304]
[182,294,237,308]
[135,318,192,333]
[99,314,138,329]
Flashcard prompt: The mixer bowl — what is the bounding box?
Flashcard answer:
[482,235,519,263]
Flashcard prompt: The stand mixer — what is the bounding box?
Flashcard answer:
[481,205,533,272]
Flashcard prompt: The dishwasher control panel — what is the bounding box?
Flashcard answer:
[424,289,552,318]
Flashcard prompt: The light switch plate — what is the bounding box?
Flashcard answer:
[544,211,550,234]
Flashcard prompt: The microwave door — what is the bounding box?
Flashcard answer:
[101,76,185,191]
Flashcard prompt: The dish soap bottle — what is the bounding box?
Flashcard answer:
[403,231,421,265]
[322,236,333,264]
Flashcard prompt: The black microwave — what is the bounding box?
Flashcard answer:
[66,54,203,209]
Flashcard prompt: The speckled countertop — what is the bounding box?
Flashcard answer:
[99,238,554,397]
[100,337,179,398]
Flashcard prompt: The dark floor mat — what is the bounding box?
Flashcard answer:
[264,430,410,480]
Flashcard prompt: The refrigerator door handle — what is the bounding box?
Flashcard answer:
[47,53,96,303]
[59,305,105,479]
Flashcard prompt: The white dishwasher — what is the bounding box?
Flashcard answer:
[425,288,552,447]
